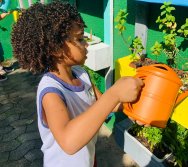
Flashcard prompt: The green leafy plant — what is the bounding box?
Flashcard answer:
[150,41,163,61]
[115,9,144,61]
[151,2,188,67]
[83,66,102,91]
[129,37,144,61]
[178,18,188,37]
[162,120,188,167]
[130,124,163,152]
[131,120,188,167]
[115,9,129,34]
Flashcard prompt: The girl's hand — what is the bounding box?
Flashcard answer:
[113,76,144,103]
[111,77,149,126]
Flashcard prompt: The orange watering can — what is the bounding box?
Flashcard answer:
[123,64,188,128]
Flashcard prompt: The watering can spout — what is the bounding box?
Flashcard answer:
[175,90,188,107]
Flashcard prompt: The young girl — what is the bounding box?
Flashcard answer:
[11,1,144,167]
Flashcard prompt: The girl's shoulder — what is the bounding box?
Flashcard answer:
[37,73,60,93]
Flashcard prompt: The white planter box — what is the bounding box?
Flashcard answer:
[84,42,111,71]
[114,118,171,167]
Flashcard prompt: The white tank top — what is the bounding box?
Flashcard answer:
[36,66,97,167]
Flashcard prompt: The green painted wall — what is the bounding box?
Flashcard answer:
[77,0,104,41]
[0,13,14,61]
[113,1,188,70]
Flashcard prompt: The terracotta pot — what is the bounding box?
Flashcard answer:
[123,64,188,128]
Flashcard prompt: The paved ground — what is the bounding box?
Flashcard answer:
[96,125,139,167]
[0,63,138,167]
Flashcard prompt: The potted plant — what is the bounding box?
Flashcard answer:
[114,8,158,79]
[114,2,188,167]
[114,118,188,167]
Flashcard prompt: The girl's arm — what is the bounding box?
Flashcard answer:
[42,77,143,154]
[93,84,123,112]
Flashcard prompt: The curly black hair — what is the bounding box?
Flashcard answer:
[11,1,85,73]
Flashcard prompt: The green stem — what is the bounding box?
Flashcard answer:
[120,33,129,48]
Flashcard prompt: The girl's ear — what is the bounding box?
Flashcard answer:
[51,47,70,64]
[51,46,64,58]
[51,41,70,58]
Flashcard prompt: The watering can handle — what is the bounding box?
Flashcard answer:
[148,64,172,71]
[175,90,188,106]
[135,73,147,82]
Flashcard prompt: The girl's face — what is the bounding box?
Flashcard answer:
[63,24,88,66]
